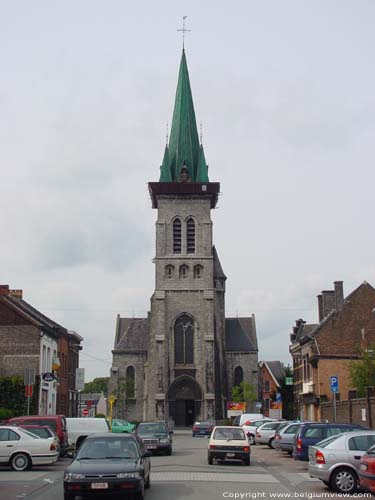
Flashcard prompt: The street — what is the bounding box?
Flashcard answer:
[0,430,369,500]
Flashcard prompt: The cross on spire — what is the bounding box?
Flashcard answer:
[177,16,191,49]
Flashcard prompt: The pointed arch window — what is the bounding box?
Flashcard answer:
[234,366,243,387]
[179,264,189,279]
[174,314,194,365]
[194,264,203,279]
[165,264,175,279]
[173,218,182,254]
[186,218,195,254]
[126,366,135,399]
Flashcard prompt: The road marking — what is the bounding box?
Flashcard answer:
[151,472,278,483]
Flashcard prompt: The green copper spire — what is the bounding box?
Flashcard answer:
[196,144,209,182]
[159,50,209,182]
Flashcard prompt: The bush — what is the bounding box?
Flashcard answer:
[95,413,106,418]
[0,408,14,420]
[222,418,233,426]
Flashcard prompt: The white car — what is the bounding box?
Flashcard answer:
[0,426,59,471]
[208,426,250,465]
[255,421,289,448]
[66,417,110,449]
[242,418,275,445]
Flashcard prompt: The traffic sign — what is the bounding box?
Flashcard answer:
[82,409,89,417]
[285,377,293,386]
[42,372,55,382]
[255,402,262,409]
[330,376,339,393]
[276,392,282,403]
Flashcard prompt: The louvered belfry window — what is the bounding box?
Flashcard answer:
[173,218,182,253]
[186,218,195,253]
[174,314,194,365]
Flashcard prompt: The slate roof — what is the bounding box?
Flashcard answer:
[213,246,226,280]
[115,318,149,352]
[225,317,258,352]
[265,361,285,385]
[294,322,318,343]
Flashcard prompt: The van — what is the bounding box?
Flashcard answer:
[234,413,265,427]
[8,415,68,456]
[66,417,110,449]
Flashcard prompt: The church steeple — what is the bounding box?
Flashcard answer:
[159,50,209,183]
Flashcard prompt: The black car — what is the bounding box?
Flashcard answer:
[136,422,173,455]
[63,433,150,500]
[192,421,214,437]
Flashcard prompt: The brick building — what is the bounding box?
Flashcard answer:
[0,285,82,416]
[109,50,259,425]
[289,280,375,421]
[259,361,285,416]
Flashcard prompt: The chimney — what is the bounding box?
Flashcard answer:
[321,290,335,318]
[334,281,344,311]
[317,294,323,321]
[0,285,10,296]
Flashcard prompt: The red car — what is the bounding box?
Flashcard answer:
[359,444,375,493]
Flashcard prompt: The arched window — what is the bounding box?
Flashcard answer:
[173,218,182,253]
[194,264,203,279]
[179,264,189,279]
[234,366,243,387]
[126,366,135,399]
[186,218,195,254]
[174,314,194,365]
[165,264,174,279]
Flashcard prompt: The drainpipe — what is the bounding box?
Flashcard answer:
[308,335,321,421]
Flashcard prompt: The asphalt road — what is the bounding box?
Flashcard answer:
[0,431,368,500]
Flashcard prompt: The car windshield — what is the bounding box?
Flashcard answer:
[213,428,245,440]
[112,420,129,426]
[77,438,140,460]
[137,423,167,435]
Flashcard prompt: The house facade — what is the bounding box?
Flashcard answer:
[289,281,375,421]
[259,360,285,417]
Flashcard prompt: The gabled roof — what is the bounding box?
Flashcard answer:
[159,50,208,183]
[294,322,318,343]
[213,245,226,280]
[225,317,258,352]
[115,318,149,352]
[260,360,285,387]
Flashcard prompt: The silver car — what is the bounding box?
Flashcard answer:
[308,430,375,494]
[255,421,289,448]
[274,422,301,454]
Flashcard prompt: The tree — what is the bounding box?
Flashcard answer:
[279,365,294,420]
[82,377,109,396]
[232,381,257,411]
[350,346,375,397]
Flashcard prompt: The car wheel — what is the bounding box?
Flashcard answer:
[330,467,357,494]
[248,434,255,445]
[243,457,250,466]
[208,455,213,465]
[192,433,195,437]
[268,438,276,449]
[10,452,31,471]
[166,447,172,456]
[64,494,76,500]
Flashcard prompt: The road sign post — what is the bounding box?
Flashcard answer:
[23,368,35,416]
[330,376,339,423]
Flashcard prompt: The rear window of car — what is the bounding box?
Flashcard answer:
[316,435,342,448]
[214,428,245,440]
[23,419,57,432]
[303,426,325,438]
[261,423,280,430]
[26,428,50,438]
[326,426,351,437]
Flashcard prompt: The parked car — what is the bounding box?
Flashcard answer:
[274,422,302,454]
[308,430,375,494]
[192,421,215,437]
[233,413,265,427]
[208,426,250,465]
[17,424,60,454]
[111,419,135,434]
[293,422,365,461]
[359,443,375,494]
[0,425,58,471]
[63,433,150,500]
[7,415,68,456]
[255,421,289,448]
[242,418,275,445]
[135,422,173,455]
[66,417,110,450]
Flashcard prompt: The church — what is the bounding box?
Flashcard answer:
[109,49,259,426]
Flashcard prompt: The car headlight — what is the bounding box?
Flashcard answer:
[64,472,85,481]
[159,438,170,444]
[117,472,140,478]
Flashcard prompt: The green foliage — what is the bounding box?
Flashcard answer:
[222,418,233,426]
[82,377,109,396]
[0,376,39,416]
[279,365,294,420]
[95,413,106,418]
[350,346,375,397]
[232,381,257,410]
[0,408,14,420]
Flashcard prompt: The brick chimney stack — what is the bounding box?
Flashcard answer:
[334,281,344,311]
[0,285,10,296]
[317,294,323,321]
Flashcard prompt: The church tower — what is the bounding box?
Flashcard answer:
[147,49,227,424]
[110,49,258,426]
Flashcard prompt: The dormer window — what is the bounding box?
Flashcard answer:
[179,264,189,279]
[186,218,195,254]
[173,218,182,253]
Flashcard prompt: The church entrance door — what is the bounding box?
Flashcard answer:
[167,376,202,427]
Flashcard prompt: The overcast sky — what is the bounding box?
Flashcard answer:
[1,1,375,382]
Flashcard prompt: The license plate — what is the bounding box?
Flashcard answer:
[91,483,108,489]
[226,453,235,458]
[147,445,157,449]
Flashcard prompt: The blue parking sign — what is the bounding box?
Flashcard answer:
[330,376,339,393]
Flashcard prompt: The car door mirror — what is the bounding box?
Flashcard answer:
[169,431,174,435]
[142,450,152,458]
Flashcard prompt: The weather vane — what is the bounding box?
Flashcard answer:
[177,16,191,49]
